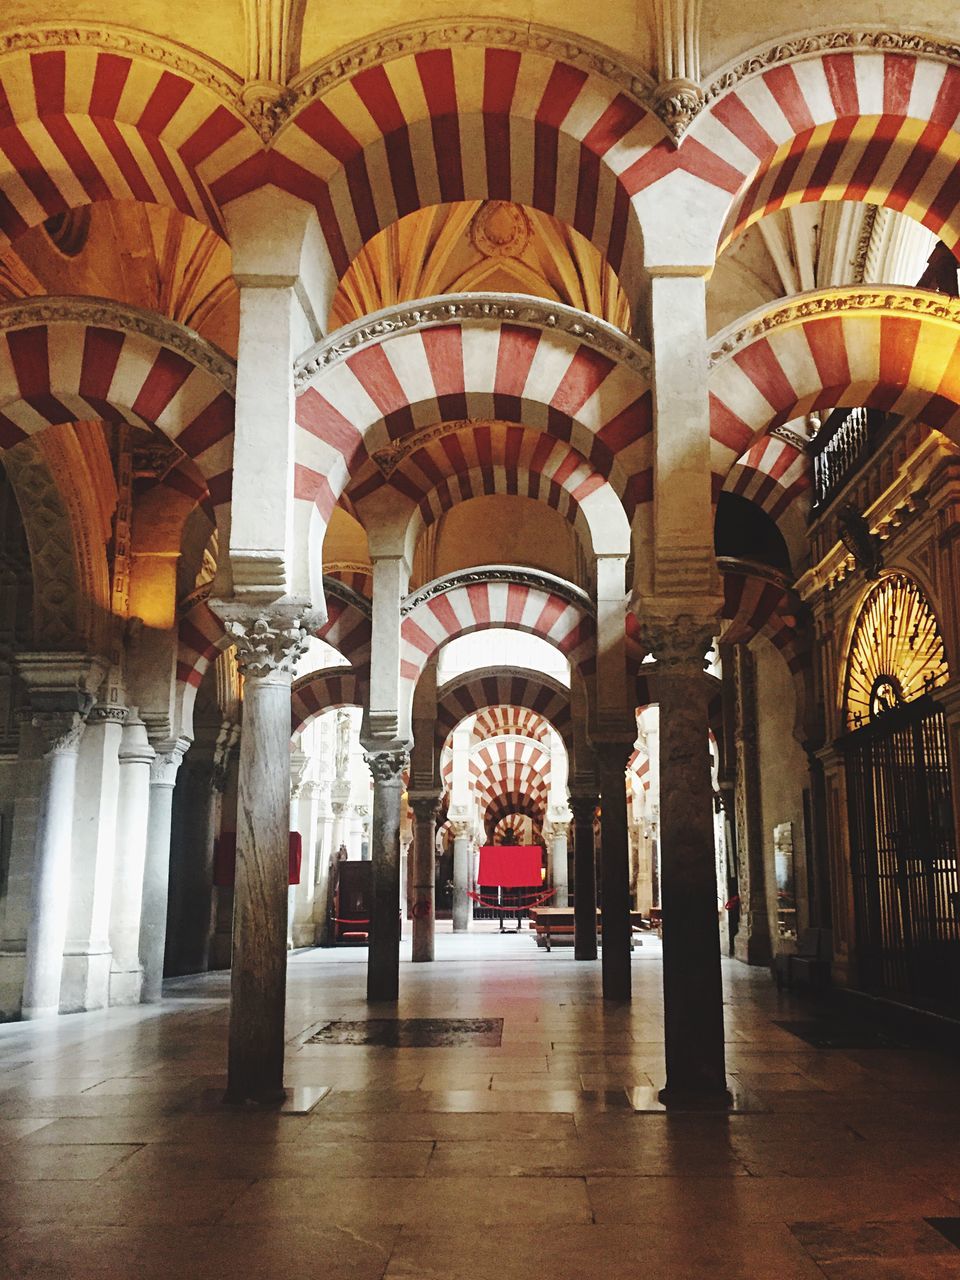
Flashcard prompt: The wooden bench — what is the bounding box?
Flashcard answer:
[529,908,644,952]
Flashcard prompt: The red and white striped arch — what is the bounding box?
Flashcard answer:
[0,44,258,247]
[313,583,372,670]
[692,48,960,254]
[295,305,651,570]
[721,433,812,565]
[349,422,632,559]
[216,46,662,299]
[401,573,595,721]
[174,601,231,736]
[471,706,553,748]
[435,667,572,754]
[291,670,367,736]
[721,565,808,677]
[0,299,234,540]
[709,289,960,485]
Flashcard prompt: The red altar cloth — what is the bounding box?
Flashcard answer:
[476,845,542,888]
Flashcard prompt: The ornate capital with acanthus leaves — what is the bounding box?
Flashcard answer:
[364,746,410,785]
[213,601,317,681]
[410,793,442,824]
[633,607,720,675]
[569,794,599,825]
[33,710,86,757]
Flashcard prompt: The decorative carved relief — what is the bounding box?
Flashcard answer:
[223,611,312,680]
[296,294,651,388]
[470,202,532,258]
[364,747,410,784]
[633,613,718,673]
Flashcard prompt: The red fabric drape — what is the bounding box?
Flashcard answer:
[477,845,542,888]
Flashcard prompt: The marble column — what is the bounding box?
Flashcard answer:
[364,745,410,1002]
[139,739,187,1003]
[410,793,440,962]
[109,710,155,1005]
[570,794,598,961]
[648,615,728,1102]
[732,645,772,965]
[20,710,87,1019]
[330,788,350,857]
[596,742,633,1001]
[549,823,570,907]
[220,610,310,1104]
[451,820,472,933]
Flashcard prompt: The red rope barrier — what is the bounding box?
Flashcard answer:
[467,888,557,911]
[333,918,370,925]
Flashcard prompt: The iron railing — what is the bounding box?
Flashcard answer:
[810,406,887,512]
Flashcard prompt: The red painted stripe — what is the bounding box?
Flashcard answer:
[883,54,916,115]
[843,115,902,202]
[131,347,195,420]
[484,49,520,115]
[176,390,234,459]
[876,315,921,409]
[0,188,29,241]
[439,432,469,477]
[0,124,66,217]
[465,582,490,627]
[551,346,614,415]
[79,327,125,400]
[572,143,599,240]
[533,118,559,215]
[823,54,859,118]
[530,432,558,477]
[678,137,745,194]
[710,393,753,453]
[494,326,539,396]
[295,98,360,162]
[550,448,581,489]
[428,592,460,637]
[484,112,512,200]
[0,82,14,131]
[8,326,49,398]
[402,618,437,655]
[343,152,380,244]
[583,94,647,155]
[420,325,464,399]
[923,162,960,235]
[346,345,408,416]
[930,64,960,128]
[43,116,112,202]
[607,181,629,274]
[762,65,815,133]
[139,72,193,134]
[180,107,244,168]
[711,94,776,159]
[733,338,796,411]
[383,123,420,217]
[505,583,528,625]
[417,48,464,202]
[533,594,566,636]
[536,63,587,129]
[140,132,193,216]
[884,122,945,215]
[90,53,131,117]
[31,51,65,114]
[596,394,652,453]
[296,387,364,465]
[352,65,405,133]
[799,116,858,199]
[803,316,850,396]
[0,412,28,446]
[91,117,156,201]
[620,137,676,196]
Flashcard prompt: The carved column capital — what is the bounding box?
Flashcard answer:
[569,794,599,824]
[410,793,441,824]
[33,710,86,757]
[87,703,129,726]
[633,608,719,675]
[211,601,318,681]
[148,737,190,788]
[364,746,410,784]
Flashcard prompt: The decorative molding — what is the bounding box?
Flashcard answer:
[704,28,960,107]
[851,205,882,284]
[369,419,486,478]
[289,18,655,120]
[321,576,373,618]
[296,294,650,389]
[402,565,594,617]
[769,423,812,451]
[87,703,129,725]
[364,747,410,783]
[652,78,704,138]
[709,288,960,366]
[0,296,237,391]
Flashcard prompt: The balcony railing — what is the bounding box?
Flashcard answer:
[810,406,888,513]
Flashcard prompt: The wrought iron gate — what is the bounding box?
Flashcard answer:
[844,697,960,1007]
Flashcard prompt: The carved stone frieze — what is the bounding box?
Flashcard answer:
[402,565,593,617]
[709,288,960,366]
[0,296,236,391]
[705,28,960,105]
[364,747,410,784]
[295,294,650,389]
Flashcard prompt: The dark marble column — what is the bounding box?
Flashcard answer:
[217,609,310,1106]
[596,742,633,1001]
[647,614,728,1103]
[732,645,772,965]
[409,793,440,962]
[570,794,598,961]
[364,745,410,1002]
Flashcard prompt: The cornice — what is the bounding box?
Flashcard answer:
[0,296,237,392]
[709,288,960,366]
[703,27,960,106]
[403,566,593,618]
[296,294,649,390]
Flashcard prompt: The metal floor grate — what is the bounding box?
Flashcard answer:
[306,1017,504,1047]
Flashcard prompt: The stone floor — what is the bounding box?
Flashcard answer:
[2,926,960,1278]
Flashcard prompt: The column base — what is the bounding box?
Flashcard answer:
[108,966,144,1006]
[657,1084,733,1111]
[222,1084,288,1108]
[20,1004,59,1020]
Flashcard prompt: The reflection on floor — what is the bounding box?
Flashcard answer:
[2,926,960,1278]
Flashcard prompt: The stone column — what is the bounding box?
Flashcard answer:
[364,745,410,1002]
[646,614,728,1102]
[218,609,310,1104]
[547,820,570,907]
[410,793,440,962]
[596,742,634,1002]
[451,819,472,933]
[330,787,350,857]
[732,645,772,965]
[139,739,187,1003]
[109,710,155,1004]
[20,710,87,1019]
[291,780,321,947]
[570,794,598,960]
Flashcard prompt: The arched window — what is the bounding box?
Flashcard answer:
[844,574,949,732]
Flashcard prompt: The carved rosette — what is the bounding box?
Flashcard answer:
[364,748,410,785]
[224,613,311,681]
